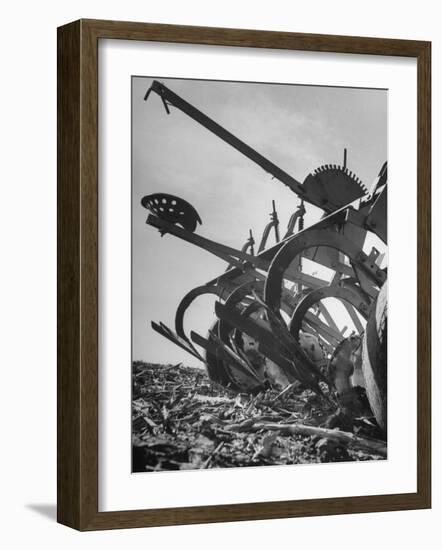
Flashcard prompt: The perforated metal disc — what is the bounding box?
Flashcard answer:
[141,193,202,232]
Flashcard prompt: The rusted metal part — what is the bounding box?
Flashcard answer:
[215,301,320,390]
[205,351,233,389]
[147,214,270,271]
[217,280,296,352]
[284,201,306,239]
[327,338,361,395]
[365,186,387,243]
[223,280,265,309]
[151,321,203,361]
[289,285,370,345]
[318,301,340,334]
[217,298,330,390]
[348,162,388,244]
[303,311,344,346]
[298,208,368,281]
[264,228,386,316]
[175,284,222,343]
[361,161,387,206]
[217,283,289,360]
[226,229,255,270]
[339,277,373,303]
[342,301,365,334]
[234,302,329,368]
[362,282,388,435]
[189,321,243,391]
[204,322,237,388]
[217,280,265,347]
[246,229,255,256]
[230,301,265,352]
[302,164,368,212]
[352,265,383,300]
[302,246,354,278]
[190,327,265,392]
[302,322,335,355]
[208,329,265,385]
[207,203,364,288]
[258,200,280,252]
[232,302,305,390]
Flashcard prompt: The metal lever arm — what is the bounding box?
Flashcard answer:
[145,80,307,200]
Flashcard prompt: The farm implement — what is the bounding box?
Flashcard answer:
[141,81,388,435]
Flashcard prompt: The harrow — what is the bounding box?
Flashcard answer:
[141,81,388,435]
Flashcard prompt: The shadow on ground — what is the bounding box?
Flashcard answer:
[26,504,57,521]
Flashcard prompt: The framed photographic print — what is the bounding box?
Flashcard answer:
[57,19,431,530]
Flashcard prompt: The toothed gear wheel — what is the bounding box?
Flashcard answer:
[141,193,202,232]
[302,165,368,212]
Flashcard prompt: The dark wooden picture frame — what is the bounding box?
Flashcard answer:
[57,19,431,531]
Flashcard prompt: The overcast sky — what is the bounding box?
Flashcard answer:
[132,77,387,368]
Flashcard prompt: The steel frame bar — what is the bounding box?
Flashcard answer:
[147,214,270,270]
[342,301,365,334]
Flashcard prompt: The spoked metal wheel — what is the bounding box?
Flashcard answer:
[262,228,385,386]
[264,228,385,317]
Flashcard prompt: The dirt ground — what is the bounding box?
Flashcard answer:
[132,361,386,472]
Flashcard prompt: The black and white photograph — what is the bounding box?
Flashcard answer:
[131,76,388,473]
[1,0,435,542]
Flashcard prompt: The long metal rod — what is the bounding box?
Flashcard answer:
[146,214,270,270]
[145,81,307,200]
[318,302,340,334]
[342,301,364,334]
